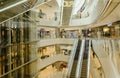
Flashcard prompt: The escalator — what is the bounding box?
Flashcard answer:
[0,0,50,23]
[70,39,82,78]
[80,40,90,78]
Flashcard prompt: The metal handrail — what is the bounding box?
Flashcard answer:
[87,40,91,78]
[76,39,85,78]
[67,39,78,78]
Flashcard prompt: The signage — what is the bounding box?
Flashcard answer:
[64,1,74,7]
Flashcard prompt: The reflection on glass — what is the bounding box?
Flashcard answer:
[0,47,10,75]
[0,22,9,46]
[0,11,37,78]
[11,67,24,78]
[23,21,29,42]
[24,64,30,78]
[24,44,30,63]
[11,45,22,69]
[37,27,56,39]
[0,0,27,12]
[1,74,10,78]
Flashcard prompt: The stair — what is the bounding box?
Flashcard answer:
[69,40,90,78]
[70,40,81,78]
[80,60,88,78]
[70,61,78,78]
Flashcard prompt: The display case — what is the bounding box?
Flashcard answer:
[37,27,56,39]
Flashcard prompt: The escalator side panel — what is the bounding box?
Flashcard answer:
[80,40,90,78]
[70,39,82,78]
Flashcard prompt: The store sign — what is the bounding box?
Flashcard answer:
[64,1,74,7]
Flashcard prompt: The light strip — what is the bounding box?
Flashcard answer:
[0,0,27,12]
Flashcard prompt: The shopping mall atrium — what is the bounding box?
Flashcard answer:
[0,0,120,78]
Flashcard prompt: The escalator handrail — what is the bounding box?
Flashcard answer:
[86,40,91,78]
[67,39,79,78]
[76,39,85,78]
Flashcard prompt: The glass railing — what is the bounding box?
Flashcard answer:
[92,39,120,77]
[90,46,105,78]
[38,49,70,61]
[38,63,67,78]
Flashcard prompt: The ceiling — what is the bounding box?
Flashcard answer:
[0,0,51,24]
[0,0,120,28]
[88,0,120,28]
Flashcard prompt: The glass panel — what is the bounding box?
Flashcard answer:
[24,64,30,78]
[1,74,10,78]
[0,47,10,75]
[23,21,29,42]
[0,0,26,10]
[24,44,30,63]
[11,67,24,78]
[11,44,22,69]
[0,22,9,46]
[11,19,21,43]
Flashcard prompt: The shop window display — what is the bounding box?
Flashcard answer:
[38,27,56,39]
[60,29,79,38]
[68,32,77,38]
[39,47,47,59]
[39,46,55,59]
[60,45,72,55]
[61,29,66,38]
[39,62,67,78]
[38,28,45,38]
[90,23,120,39]
[62,49,71,55]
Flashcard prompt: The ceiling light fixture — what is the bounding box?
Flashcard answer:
[0,0,28,12]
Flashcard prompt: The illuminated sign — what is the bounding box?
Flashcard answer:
[64,1,74,7]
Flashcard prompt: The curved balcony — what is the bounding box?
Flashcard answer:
[36,38,75,48]
[38,54,69,70]
[92,39,120,78]
[70,0,109,26]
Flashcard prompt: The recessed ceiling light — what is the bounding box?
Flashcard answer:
[0,2,4,5]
